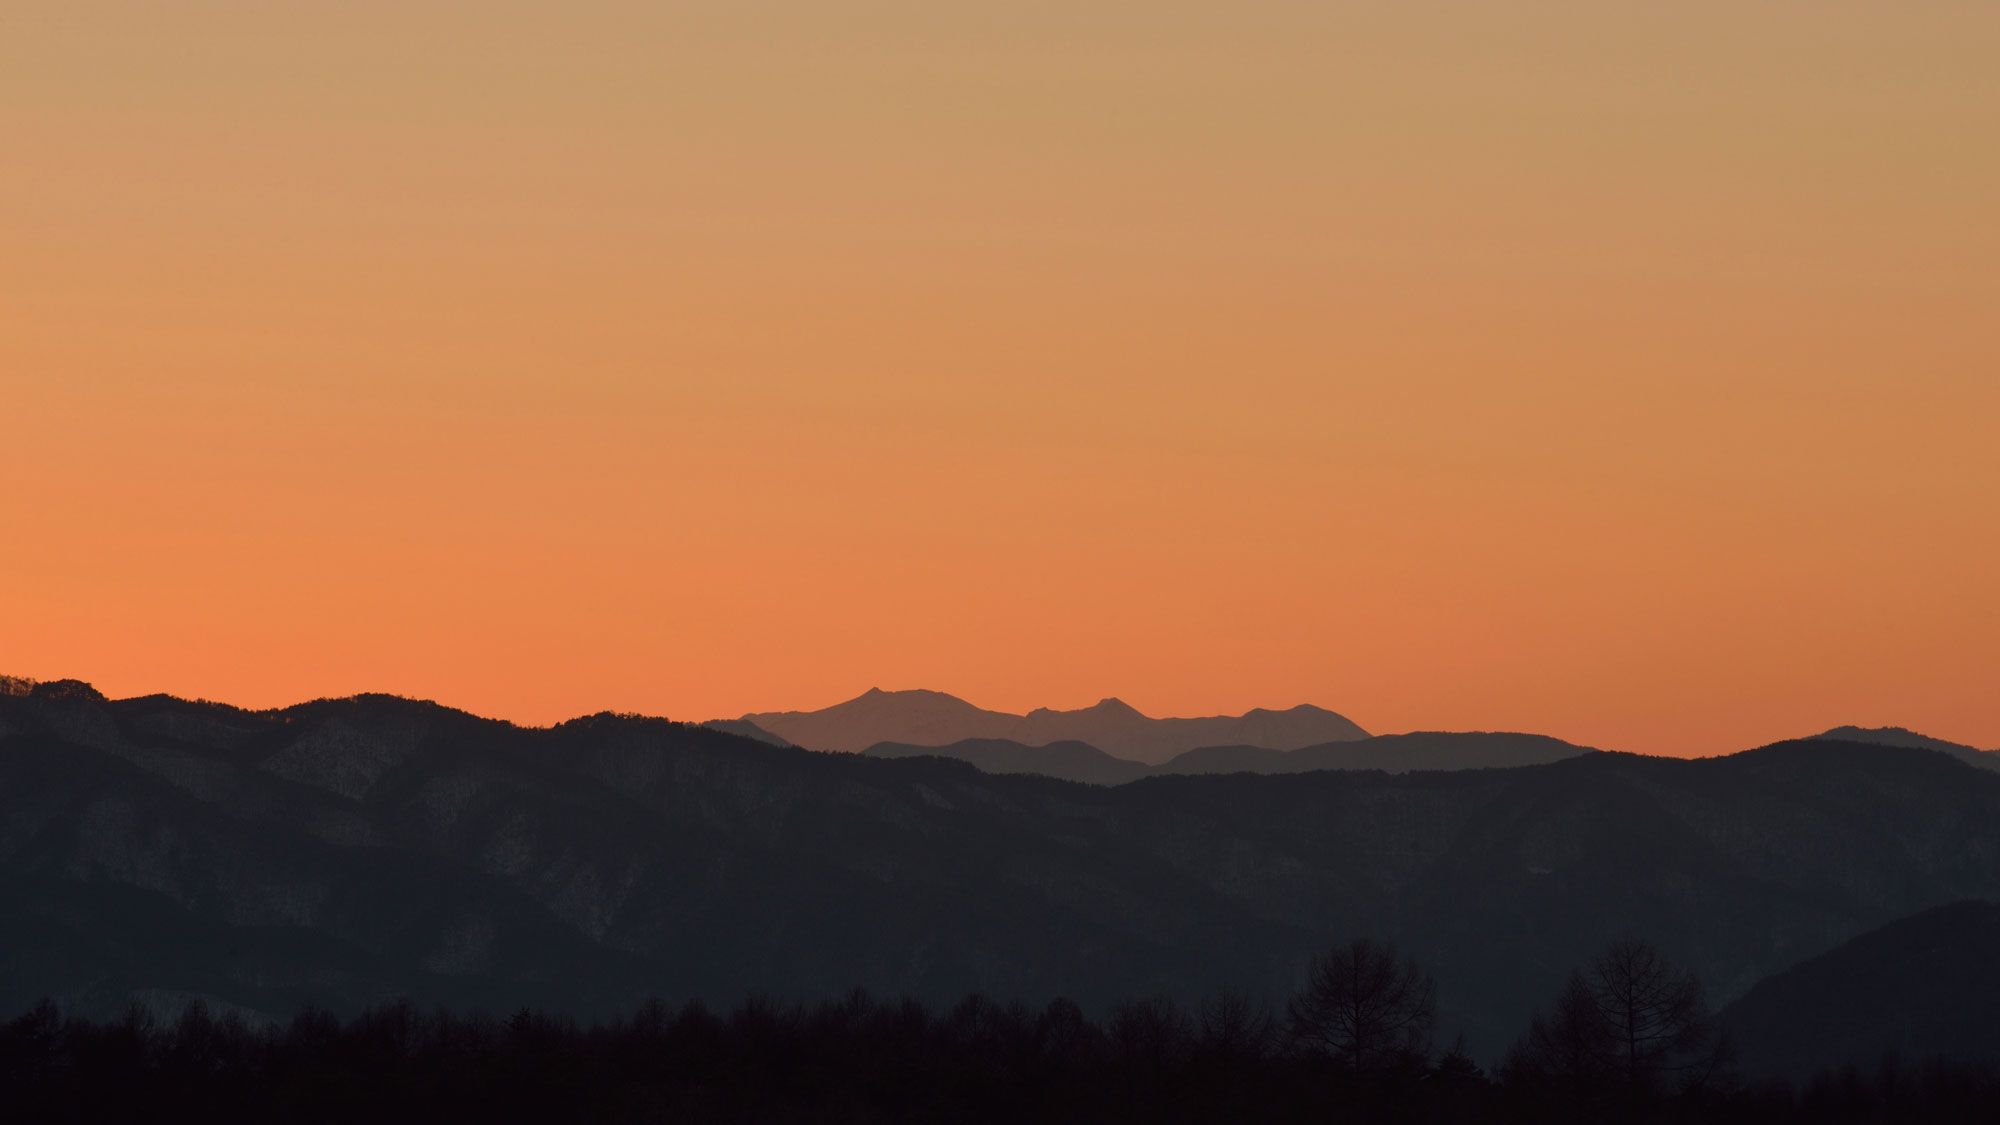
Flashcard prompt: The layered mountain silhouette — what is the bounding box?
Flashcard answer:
[1720,900,2000,1079]
[5,678,2000,1064]
[864,731,1592,786]
[697,718,796,748]
[736,688,1369,764]
[864,738,1153,786]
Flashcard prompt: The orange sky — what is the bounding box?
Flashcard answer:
[5,2,1997,756]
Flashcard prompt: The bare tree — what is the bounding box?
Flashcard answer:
[1508,970,1614,1094]
[1509,938,1724,1101]
[1196,991,1276,1064]
[1287,938,1437,1071]
[1590,937,1719,1092]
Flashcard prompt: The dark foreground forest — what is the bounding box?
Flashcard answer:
[6,939,1997,1125]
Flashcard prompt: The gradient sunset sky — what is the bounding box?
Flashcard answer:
[6,2,1996,756]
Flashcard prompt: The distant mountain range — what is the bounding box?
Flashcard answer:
[735,689,1369,764]
[851,720,1995,788]
[6,675,2000,1065]
[865,731,1593,785]
[1721,900,2000,1078]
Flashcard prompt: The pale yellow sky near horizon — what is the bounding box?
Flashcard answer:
[4,2,1997,754]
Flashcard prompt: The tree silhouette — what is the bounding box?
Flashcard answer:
[1519,972,1608,1070]
[1196,991,1275,1066]
[1509,937,1726,1112]
[1591,937,1721,1092]
[4,981,1998,1123]
[1286,938,1437,1072]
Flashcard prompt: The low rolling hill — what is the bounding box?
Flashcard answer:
[1813,726,1998,772]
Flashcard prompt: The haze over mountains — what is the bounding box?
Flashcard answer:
[864,731,1596,787]
[729,692,1995,788]
[5,673,1999,1069]
[736,689,1370,764]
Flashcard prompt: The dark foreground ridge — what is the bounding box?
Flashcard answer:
[1721,900,2000,1079]
[5,986,1997,1125]
[4,677,2000,1064]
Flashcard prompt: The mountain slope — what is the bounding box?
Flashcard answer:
[698,718,795,747]
[1815,726,1998,772]
[1720,900,2000,1079]
[5,679,2000,1061]
[739,689,1368,763]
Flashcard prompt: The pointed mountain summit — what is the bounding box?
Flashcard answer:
[1021,697,1148,721]
[739,690,1368,764]
[739,689,1021,753]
